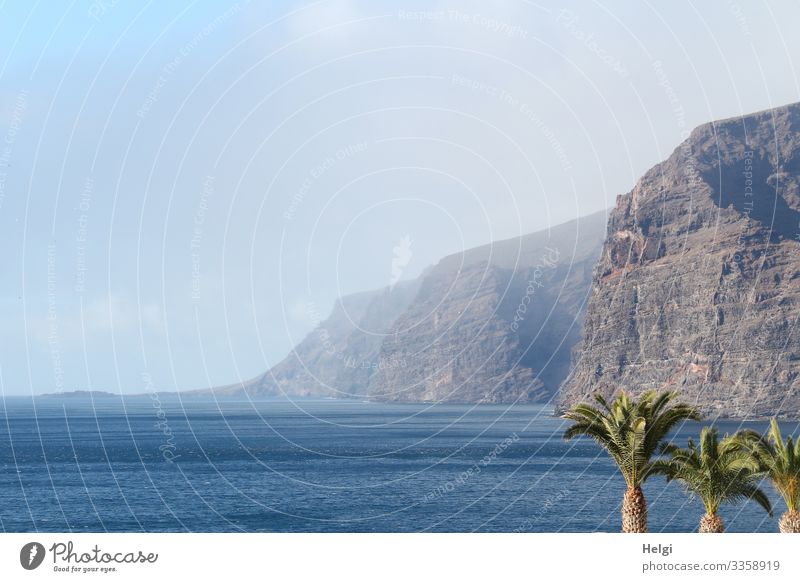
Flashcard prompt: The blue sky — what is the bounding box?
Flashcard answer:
[1,0,799,394]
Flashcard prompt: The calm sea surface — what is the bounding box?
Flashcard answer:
[0,397,793,532]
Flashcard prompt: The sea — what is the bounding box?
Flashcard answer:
[0,396,792,533]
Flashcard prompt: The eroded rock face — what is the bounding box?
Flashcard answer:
[206,211,606,402]
[368,260,547,403]
[558,102,800,418]
[369,241,600,403]
[206,281,421,398]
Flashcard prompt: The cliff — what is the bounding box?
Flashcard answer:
[204,211,607,402]
[205,280,421,398]
[558,101,800,417]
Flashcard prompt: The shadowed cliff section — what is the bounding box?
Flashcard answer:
[558,101,800,418]
[370,215,605,403]
[198,211,607,403]
[199,280,422,399]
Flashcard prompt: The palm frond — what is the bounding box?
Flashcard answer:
[731,419,800,512]
[660,427,772,518]
[562,389,702,488]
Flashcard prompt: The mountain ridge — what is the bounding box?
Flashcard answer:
[193,210,608,402]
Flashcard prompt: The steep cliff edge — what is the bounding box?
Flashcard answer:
[369,213,605,402]
[204,211,606,402]
[205,280,421,398]
[558,102,800,417]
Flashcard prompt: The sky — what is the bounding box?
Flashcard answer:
[0,0,799,395]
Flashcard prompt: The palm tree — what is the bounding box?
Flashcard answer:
[563,390,702,533]
[734,419,800,533]
[654,427,772,532]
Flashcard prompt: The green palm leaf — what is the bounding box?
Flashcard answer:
[563,390,701,488]
[658,426,773,519]
[731,419,800,512]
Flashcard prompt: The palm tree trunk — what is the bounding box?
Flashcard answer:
[699,513,725,533]
[622,486,648,533]
[779,511,800,533]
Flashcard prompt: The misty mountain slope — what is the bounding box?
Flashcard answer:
[203,210,607,402]
[370,212,606,402]
[558,101,800,417]
[206,280,421,398]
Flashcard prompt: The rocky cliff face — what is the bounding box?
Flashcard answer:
[369,240,598,403]
[207,281,421,398]
[207,211,606,402]
[558,102,800,418]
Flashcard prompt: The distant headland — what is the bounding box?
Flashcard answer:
[39,390,119,398]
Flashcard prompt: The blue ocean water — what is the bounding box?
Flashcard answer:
[0,396,792,532]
